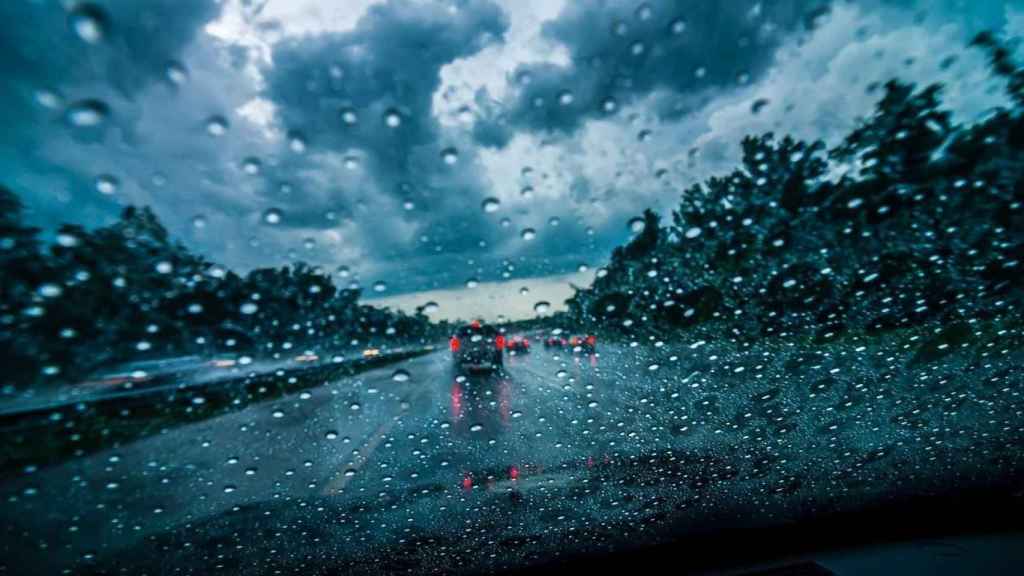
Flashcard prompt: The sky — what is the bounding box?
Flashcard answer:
[2,0,1022,320]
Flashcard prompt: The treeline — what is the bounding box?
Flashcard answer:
[567,33,1024,343]
[0,195,443,388]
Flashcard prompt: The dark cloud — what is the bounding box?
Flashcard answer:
[0,0,223,227]
[259,0,510,289]
[483,0,822,140]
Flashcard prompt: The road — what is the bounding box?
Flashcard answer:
[1,335,1023,575]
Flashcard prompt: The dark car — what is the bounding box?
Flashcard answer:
[449,321,504,372]
[506,335,530,354]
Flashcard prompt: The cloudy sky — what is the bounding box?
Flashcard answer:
[2,0,1021,320]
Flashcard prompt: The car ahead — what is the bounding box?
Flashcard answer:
[569,334,597,354]
[450,321,504,372]
[543,335,567,348]
[506,336,530,354]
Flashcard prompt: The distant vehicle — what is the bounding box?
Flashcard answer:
[450,321,504,372]
[506,336,530,354]
[544,335,567,348]
[362,348,381,359]
[293,353,319,363]
[569,334,597,354]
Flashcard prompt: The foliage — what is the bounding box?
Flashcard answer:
[0,198,438,388]
[567,36,1024,343]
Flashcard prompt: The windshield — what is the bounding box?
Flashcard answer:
[2,1,1023,575]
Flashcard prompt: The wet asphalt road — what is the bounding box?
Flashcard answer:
[0,343,629,574]
[2,334,1023,575]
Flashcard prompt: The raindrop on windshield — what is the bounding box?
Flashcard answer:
[482,197,501,213]
[69,3,107,44]
[95,174,119,195]
[192,215,207,229]
[465,278,479,289]
[288,131,307,153]
[521,228,536,241]
[441,147,459,165]
[628,217,646,233]
[166,61,188,85]
[534,301,551,314]
[240,302,258,315]
[242,157,262,175]
[422,301,440,313]
[66,100,108,127]
[262,208,283,225]
[373,281,387,293]
[384,109,402,128]
[392,369,410,382]
[206,115,229,136]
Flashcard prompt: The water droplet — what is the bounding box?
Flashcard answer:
[166,61,188,85]
[325,431,339,440]
[69,3,108,44]
[422,301,440,314]
[38,284,63,298]
[519,286,529,295]
[340,108,358,125]
[35,90,62,109]
[482,197,500,213]
[344,469,356,477]
[587,401,599,408]
[670,18,687,34]
[223,485,237,494]
[155,261,173,274]
[303,237,315,250]
[392,369,410,382]
[191,215,207,229]
[384,108,402,128]
[685,226,702,239]
[66,100,108,127]
[240,302,259,315]
[602,97,618,113]
[242,157,262,175]
[441,147,459,165]
[288,131,307,153]
[534,301,551,314]
[548,216,560,227]
[469,424,484,432]
[631,41,646,56]
[558,90,574,106]
[373,281,387,293]
[465,278,479,289]
[95,174,119,195]
[521,228,536,241]
[500,217,511,228]
[272,410,284,418]
[635,3,652,20]
[556,369,568,379]
[206,115,229,136]
[262,208,283,225]
[511,411,523,419]
[628,217,646,233]
[350,402,361,411]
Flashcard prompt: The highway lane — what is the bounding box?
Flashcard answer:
[0,343,627,574]
[1,335,1023,575]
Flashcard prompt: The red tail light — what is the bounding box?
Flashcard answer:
[586,335,596,345]
[522,338,530,347]
[509,465,519,480]
[450,337,460,352]
[495,335,505,350]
